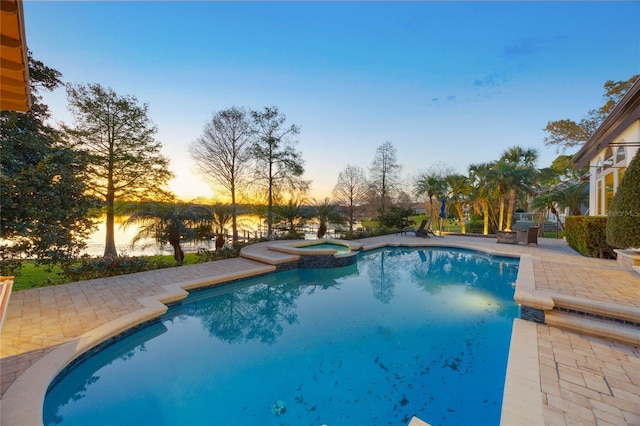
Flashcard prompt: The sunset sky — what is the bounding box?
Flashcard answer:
[23,1,640,201]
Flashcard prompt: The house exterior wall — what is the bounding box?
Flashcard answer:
[586,121,640,216]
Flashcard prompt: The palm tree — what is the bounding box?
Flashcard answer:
[272,198,310,238]
[468,163,494,235]
[554,182,588,216]
[121,201,211,265]
[499,147,539,231]
[207,203,235,249]
[485,160,517,231]
[312,198,346,238]
[446,174,471,234]
[414,172,447,222]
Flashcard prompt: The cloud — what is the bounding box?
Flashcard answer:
[473,72,511,88]
[503,39,540,59]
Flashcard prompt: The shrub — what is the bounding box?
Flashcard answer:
[606,151,640,249]
[62,255,172,281]
[195,245,242,263]
[565,216,616,258]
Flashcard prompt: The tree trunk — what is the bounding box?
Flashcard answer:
[231,190,238,244]
[498,192,506,231]
[505,189,517,231]
[482,200,490,235]
[317,222,327,239]
[103,189,118,258]
[456,203,466,234]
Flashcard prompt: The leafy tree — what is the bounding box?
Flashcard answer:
[249,106,308,238]
[376,205,413,231]
[190,107,252,244]
[332,164,368,232]
[121,201,211,265]
[65,83,174,257]
[311,198,345,238]
[1,55,99,271]
[369,141,401,213]
[544,75,639,152]
[606,152,640,249]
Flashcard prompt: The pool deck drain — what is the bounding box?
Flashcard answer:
[1,235,639,425]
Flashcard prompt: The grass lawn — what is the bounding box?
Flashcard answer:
[12,253,199,292]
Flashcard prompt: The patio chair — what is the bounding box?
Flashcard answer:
[526,226,540,246]
[404,218,432,238]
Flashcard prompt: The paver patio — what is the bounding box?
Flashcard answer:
[1,235,638,425]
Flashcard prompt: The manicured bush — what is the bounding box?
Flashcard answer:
[62,255,172,282]
[565,216,616,259]
[606,151,640,249]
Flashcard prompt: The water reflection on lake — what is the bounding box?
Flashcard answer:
[83,215,338,257]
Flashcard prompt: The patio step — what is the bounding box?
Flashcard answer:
[545,310,640,346]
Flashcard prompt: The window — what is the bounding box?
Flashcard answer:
[603,147,614,170]
[596,179,602,215]
[615,147,626,164]
[604,173,614,214]
[596,159,602,174]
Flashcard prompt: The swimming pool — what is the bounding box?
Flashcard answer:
[44,247,519,426]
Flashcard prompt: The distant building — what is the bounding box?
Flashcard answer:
[573,78,640,216]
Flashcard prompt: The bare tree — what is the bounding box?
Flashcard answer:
[250,106,308,238]
[332,164,368,232]
[190,107,252,243]
[369,141,401,213]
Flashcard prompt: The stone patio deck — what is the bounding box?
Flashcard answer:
[1,235,639,425]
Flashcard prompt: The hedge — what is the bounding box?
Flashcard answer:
[565,216,616,259]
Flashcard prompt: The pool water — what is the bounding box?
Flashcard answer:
[299,242,351,253]
[44,247,519,426]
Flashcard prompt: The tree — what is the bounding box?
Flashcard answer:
[208,203,236,249]
[446,174,471,234]
[65,83,174,257]
[499,146,539,231]
[272,198,310,238]
[190,107,252,244]
[368,141,402,213]
[121,201,211,265]
[606,152,640,249]
[311,198,345,238]
[1,55,99,271]
[544,75,639,152]
[332,164,368,232]
[468,163,494,235]
[249,106,308,238]
[414,170,447,223]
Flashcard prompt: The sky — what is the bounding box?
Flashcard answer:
[22,1,640,201]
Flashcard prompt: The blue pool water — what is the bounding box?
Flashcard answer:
[299,243,351,253]
[44,247,519,426]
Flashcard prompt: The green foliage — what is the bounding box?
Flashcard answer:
[249,106,308,237]
[1,55,100,268]
[65,83,174,257]
[565,216,616,259]
[194,246,243,263]
[606,151,640,248]
[376,206,414,231]
[61,255,173,282]
[544,75,639,152]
